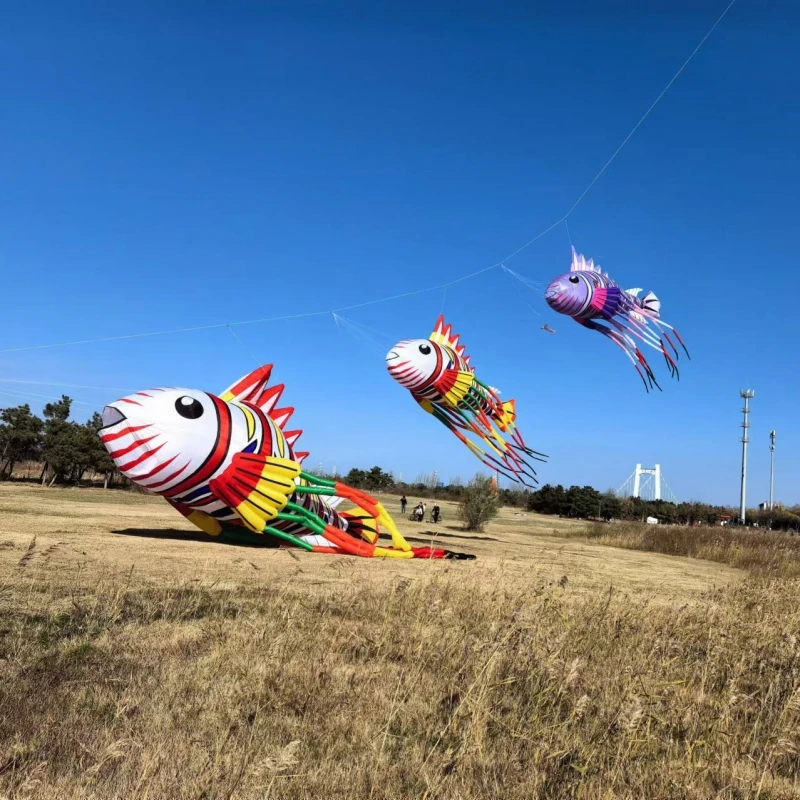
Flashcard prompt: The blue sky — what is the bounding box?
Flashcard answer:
[1,1,797,505]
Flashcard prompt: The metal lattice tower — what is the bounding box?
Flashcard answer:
[739,390,754,524]
[769,430,776,511]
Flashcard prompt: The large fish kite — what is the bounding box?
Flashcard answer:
[545,247,690,391]
[386,315,546,487]
[98,365,473,559]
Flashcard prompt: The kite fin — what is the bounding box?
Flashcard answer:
[625,287,643,298]
[220,365,274,405]
[432,369,474,407]
[570,247,605,275]
[415,396,437,417]
[220,365,306,458]
[641,291,661,316]
[208,453,300,534]
[590,286,624,317]
[429,315,473,369]
[167,498,223,536]
[497,399,516,432]
[341,506,379,544]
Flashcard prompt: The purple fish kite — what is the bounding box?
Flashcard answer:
[545,247,689,391]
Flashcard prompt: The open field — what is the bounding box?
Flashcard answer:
[571,520,800,579]
[1,485,799,799]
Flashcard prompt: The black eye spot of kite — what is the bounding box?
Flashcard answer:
[569,275,580,284]
[175,396,204,419]
[419,344,432,355]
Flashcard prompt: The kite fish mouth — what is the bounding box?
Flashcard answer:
[100,405,127,429]
[385,350,400,362]
[545,287,559,300]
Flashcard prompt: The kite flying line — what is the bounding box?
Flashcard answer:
[0,386,98,408]
[0,0,737,357]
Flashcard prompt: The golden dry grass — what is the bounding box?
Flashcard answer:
[574,521,800,579]
[1,485,799,799]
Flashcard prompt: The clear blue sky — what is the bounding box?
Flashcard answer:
[1,1,797,505]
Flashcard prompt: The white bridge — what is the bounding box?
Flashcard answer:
[616,463,677,503]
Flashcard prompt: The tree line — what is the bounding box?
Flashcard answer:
[319,469,800,532]
[2,401,797,530]
[525,483,800,531]
[0,398,117,487]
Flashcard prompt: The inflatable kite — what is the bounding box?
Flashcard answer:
[545,247,690,391]
[386,315,547,487]
[98,365,474,559]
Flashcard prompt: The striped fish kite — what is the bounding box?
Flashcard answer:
[98,365,473,559]
[386,315,547,487]
[545,247,690,391]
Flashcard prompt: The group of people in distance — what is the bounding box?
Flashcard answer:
[400,495,440,524]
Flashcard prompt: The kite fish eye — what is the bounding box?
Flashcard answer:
[175,395,204,419]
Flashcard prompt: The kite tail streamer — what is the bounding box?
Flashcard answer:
[441,404,547,487]
[611,315,679,382]
[294,472,475,560]
[578,318,662,393]
[511,426,549,462]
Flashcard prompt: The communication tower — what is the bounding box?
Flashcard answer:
[769,430,776,510]
[739,390,754,524]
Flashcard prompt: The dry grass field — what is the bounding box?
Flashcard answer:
[1,484,799,799]
[573,520,800,579]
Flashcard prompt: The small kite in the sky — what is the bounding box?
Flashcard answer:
[97,365,474,559]
[386,315,547,487]
[545,247,689,391]
[541,324,556,334]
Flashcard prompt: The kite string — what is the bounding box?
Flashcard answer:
[331,313,390,358]
[0,377,132,392]
[226,324,263,368]
[562,0,738,220]
[502,269,542,318]
[0,386,97,408]
[0,309,332,354]
[0,0,737,356]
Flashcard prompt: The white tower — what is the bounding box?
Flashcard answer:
[769,430,776,510]
[632,464,662,501]
[739,390,754,524]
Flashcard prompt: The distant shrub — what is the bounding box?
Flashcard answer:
[458,475,500,532]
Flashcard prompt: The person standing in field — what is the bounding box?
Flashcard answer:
[400,495,407,515]
[432,504,440,524]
